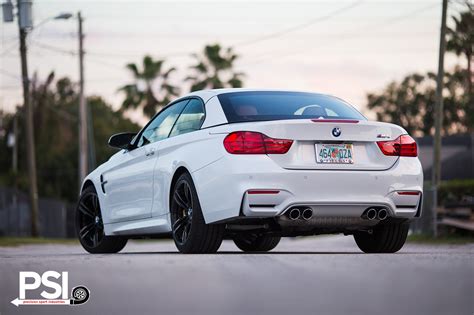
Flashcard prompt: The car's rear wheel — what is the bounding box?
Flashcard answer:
[353,221,409,253]
[76,186,127,254]
[233,233,281,252]
[171,173,225,253]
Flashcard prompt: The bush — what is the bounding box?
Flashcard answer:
[438,179,474,205]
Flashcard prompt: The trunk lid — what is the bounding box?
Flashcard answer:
[211,119,406,171]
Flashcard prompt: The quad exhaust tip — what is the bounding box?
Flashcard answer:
[365,208,377,220]
[286,207,313,220]
[377,208,388,220]
[288,208,301,220]
[362,207,389,220]
[301,208,313,220]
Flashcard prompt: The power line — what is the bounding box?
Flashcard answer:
[0,85,21,89]
[31,40,77,56]
[1,42,19,56]
[30,39,190,60]
[0,69,21,79]
[11,1,441,61]
[234,0,364,47]
[86,49,190,58]
[240,2,440,64]
[1,1,445,97]
[357,2,440,32]
[26,27,438,59]
[28,42,125,70]
[86,57,125,70]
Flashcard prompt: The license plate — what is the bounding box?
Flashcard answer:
[316,143,354,164]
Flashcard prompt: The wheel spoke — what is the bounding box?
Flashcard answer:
[240,233,257,246]
[172,217,189,243]
[181,222,192,243]
[174,190,188,209]
[183,223,191,242]
[181,225,188,242]
[91,195,99,214]
[76,192,105,248]
[79,223,95,239]
[173,216,188,232]
[78,201,94,218]
[183,183,191,204]
[172,180,195,245]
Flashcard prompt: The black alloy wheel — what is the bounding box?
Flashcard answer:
[77,189,104,248]
[233,232,281,252]
[170,173,224,253]
[353,220,409,253]
[76,186,127,253]
[171,180,193,246]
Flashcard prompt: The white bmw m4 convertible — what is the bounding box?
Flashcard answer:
[76,89,423,254]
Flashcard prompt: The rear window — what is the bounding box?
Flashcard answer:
[217,91,366,123]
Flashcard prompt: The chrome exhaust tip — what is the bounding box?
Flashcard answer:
[377,208,388,220]
[365,208,377,220]
[301,208,313,220]
[288,208,301,220]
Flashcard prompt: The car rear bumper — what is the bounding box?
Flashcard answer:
[192,155,423,224]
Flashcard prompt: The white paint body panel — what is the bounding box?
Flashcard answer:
[102,144,158,223]
[80,89,423,236]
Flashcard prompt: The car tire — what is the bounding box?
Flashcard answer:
[233,233,281,252]
[76,186,127,254]
[171,173,225,253]
[353,221,409,253]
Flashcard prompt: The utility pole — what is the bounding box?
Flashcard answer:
[431,0,448,237]
[12,114,18,173]
[78,11,87,186]
[17,0,39,236]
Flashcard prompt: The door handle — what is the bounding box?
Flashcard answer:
[145,148,155,156]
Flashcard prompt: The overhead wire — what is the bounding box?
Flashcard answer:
[238,2,440,65]
[234,0,364,47]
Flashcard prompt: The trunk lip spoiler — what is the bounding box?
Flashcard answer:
[311,119,360,123]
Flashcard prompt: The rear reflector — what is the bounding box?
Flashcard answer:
[247,190,280,195]
[397,191,421,195]
[311,119,359,123]
[223,131,293,154]
[377,135,417,157]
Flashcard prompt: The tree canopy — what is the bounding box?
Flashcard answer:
[119,55,180,119]
[367,69,470,136]
[0,73,140,202]
[366,4,473,136]
[446,2,473,96]
[186,44,244,91]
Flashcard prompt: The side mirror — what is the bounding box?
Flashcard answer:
[108,132,136,150]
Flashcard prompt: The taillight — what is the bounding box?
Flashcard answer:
[377,135,417,157]
[223,131,293,154]
[397,191,421,195]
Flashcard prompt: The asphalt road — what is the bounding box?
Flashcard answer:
[1,235,473,315]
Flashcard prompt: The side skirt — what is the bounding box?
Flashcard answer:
[104,214,171,236]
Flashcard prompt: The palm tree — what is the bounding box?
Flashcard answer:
[446,3,473,96]
[186,44,244,91]
[119,56,179,118]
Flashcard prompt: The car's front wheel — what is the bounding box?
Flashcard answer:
[233,233,281,252]
[353,221,409,253]
[171,173,225,253]
[76,186,127,254]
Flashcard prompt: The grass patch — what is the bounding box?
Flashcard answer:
[0,237,78,247]
[407,233,474,245]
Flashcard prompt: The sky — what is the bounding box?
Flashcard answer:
[0,0,469,125]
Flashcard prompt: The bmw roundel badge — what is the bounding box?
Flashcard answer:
[332,127,341,137]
